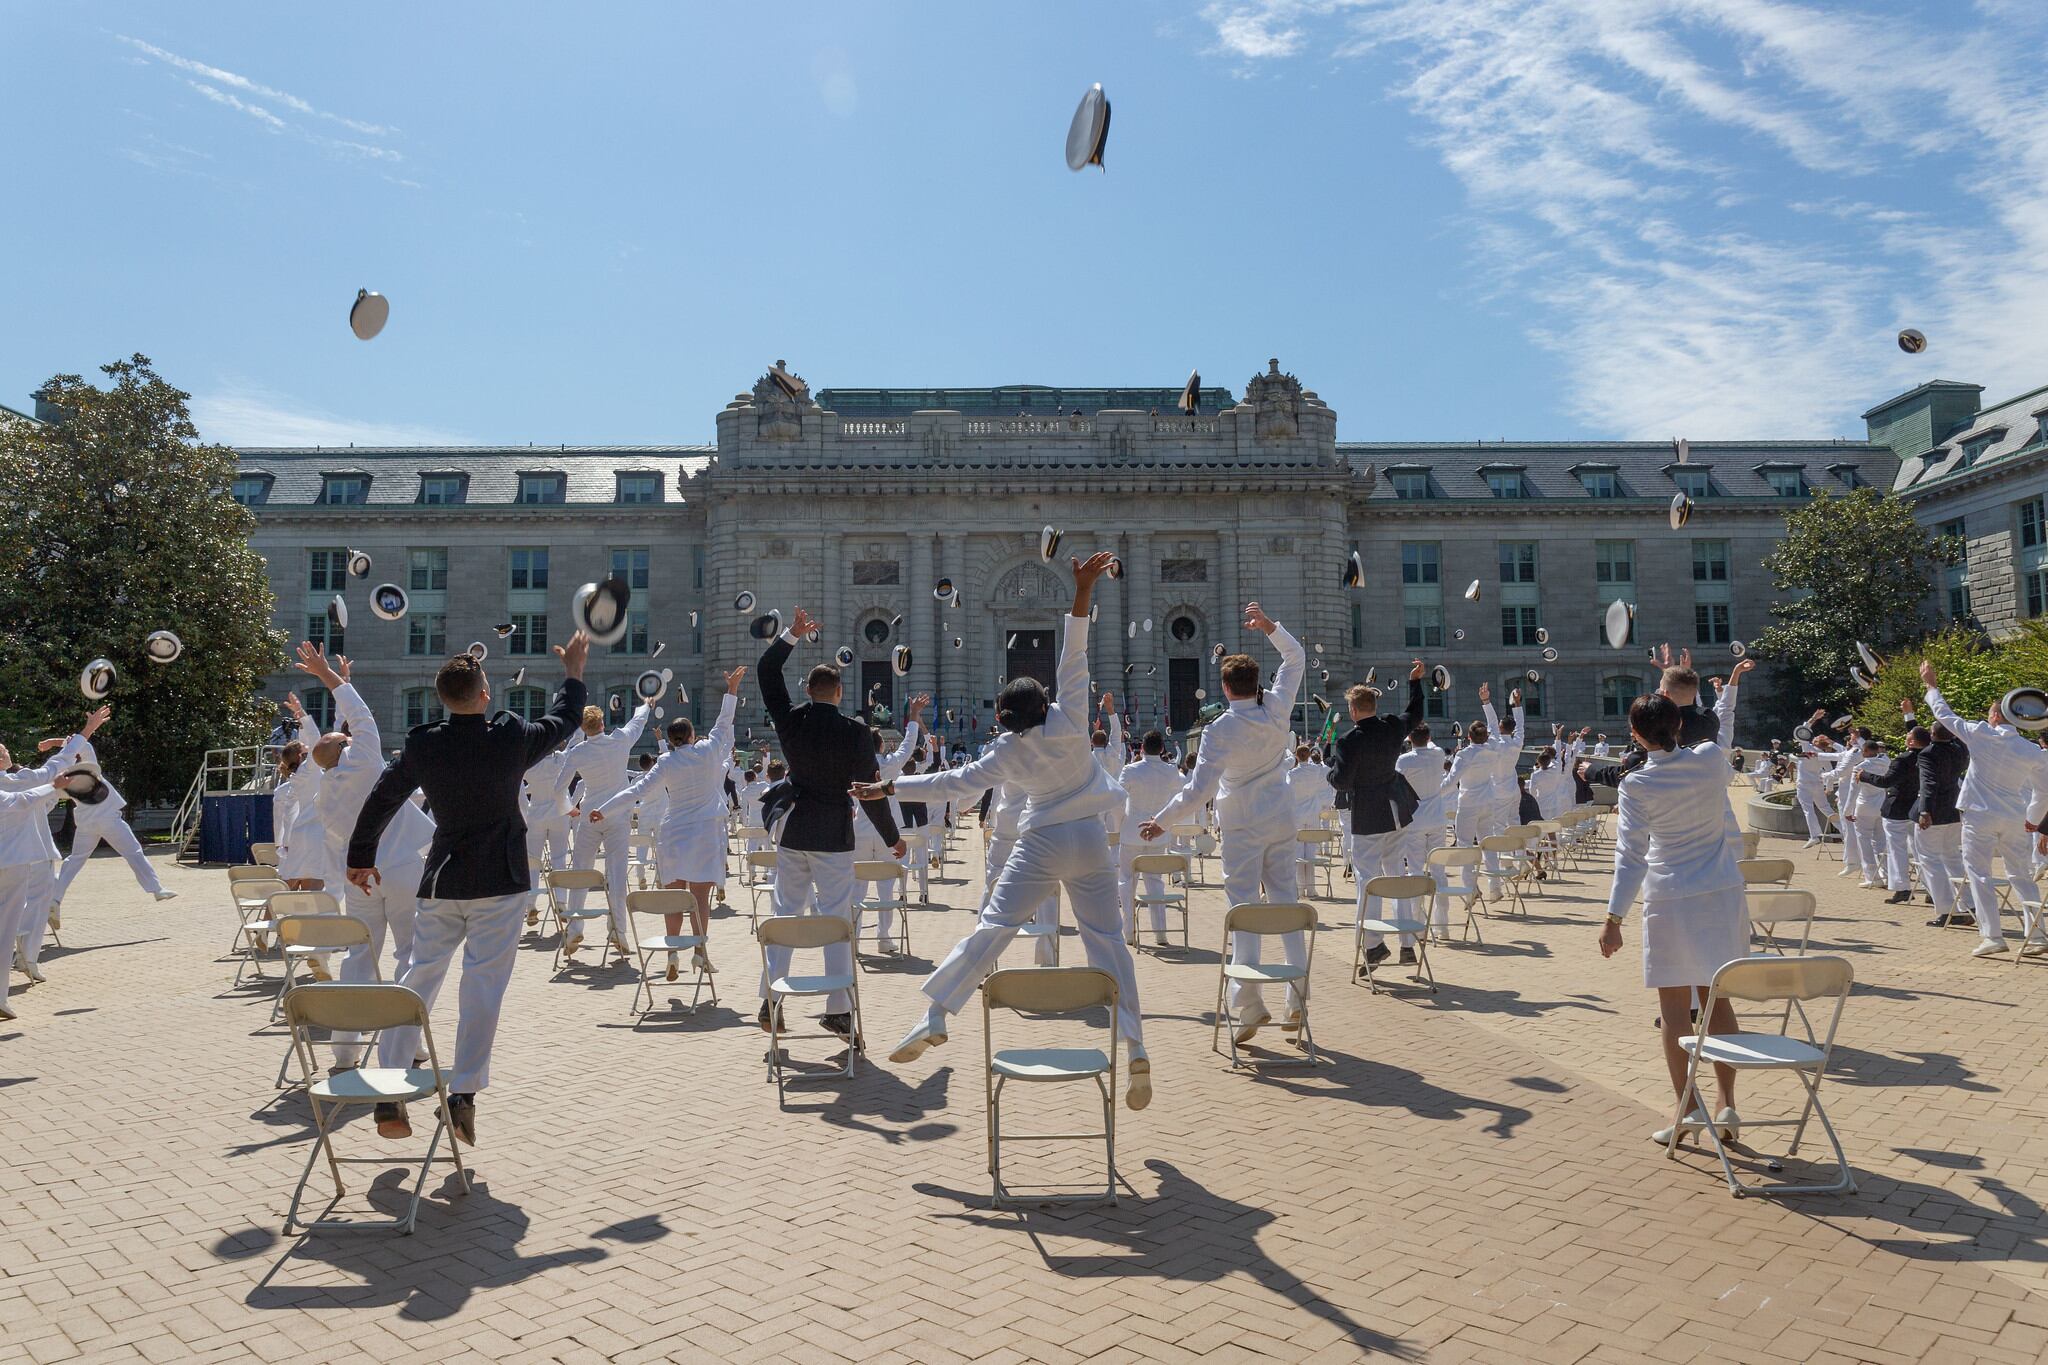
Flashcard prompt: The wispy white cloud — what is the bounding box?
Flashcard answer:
[118,33,407,170]
[1202,0,2048,438]
[192,384,471,448]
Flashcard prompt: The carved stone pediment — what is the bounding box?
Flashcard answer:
[752,360,812,441]
[1244,357,1302,443]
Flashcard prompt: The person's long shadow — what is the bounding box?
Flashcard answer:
[42,936,166,960]
[1818,1044,1997,1093]
[1425,980,1616,1021]
[1248,1044,1533,1139]
[1803,1163,2048,1269]
[786,1064,959,1144]
[916,1159,1419,1360]
[244,1178,606,1319]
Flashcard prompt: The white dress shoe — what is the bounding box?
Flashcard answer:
[153,889,179,902]
[1652,1109,1711,1146]
[1973,941,2012,957]
[889,1016,948,1064]
[1233,1002,1272,1045]
[19,959,45,984]
[1126,1055,1152,1111]
[0,999,14,1022]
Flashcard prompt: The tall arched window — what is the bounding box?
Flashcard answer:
[1601,674,1643,721]
[504,686,549,722]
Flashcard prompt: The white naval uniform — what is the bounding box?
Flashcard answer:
[565,702,653,940]
[0,735,85,977]
[1605,739,1749,989]
[1395,743,1450,909]
[48,740,166,905]
[1285,759,1331,870]
[890,614,1144,1046]
[1478,701,1525,840]
[981,782,1060,964]
[1843,753,1890,884]
[596,692,738,884]
[274,715,333,885]
[856,721,922,946]
[1446,742,1491,849]
[1150,622,1307,1016]
[521,743,577,905]
[1925,687,2048,946]
[1116,756,1184,940]
[1793,747,1846,843]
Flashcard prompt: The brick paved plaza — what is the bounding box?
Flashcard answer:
[6,811,2048,1365]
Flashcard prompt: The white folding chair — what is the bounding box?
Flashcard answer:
[626,888,716,1017]
[1129,852,1190,952]
[1169,823,1209,884]
[1744,888,1821,1037]
[272,911,374,1088]
[851,858,914,961]
[627,834,659,891]
[1672,955,1856,1198]
[1213,902,1318,1069]
[266,890,345,1021]
[1479,835,1530,916]
[226,867,287,968]
[231,880,294,987]
[546,869,621,971]
[248,842,280,868]
[983,967,1121,1208]
[742,850,778,925]
[1426,846,1486,944]
[1738,858,1796,890]
[1294,828,1342,900]
[283,983,470,1235]
[1355,875,1437,995]
[756,914,862,1099]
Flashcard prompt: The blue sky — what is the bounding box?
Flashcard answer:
[4,1,2045,446]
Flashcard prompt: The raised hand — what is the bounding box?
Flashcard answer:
[907,692,930,720]
[1409,658,1425,681]
[724,666,747,694]
[1243,601,1277,636]
[285,691,305,720]
[1478,681,1492,705]
[1731,658,1756,683]
[555,629,590,679]
[790,607,817,641]
[293,640,341,688]
[1070,552,1116,589]
[1100,691,1115,713]
[81,705,111,739]
[1919,659,1938,689]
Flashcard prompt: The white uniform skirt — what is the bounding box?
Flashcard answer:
[1640,887,1750,990]
[656,815,726,885]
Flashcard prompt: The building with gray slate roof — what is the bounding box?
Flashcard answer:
[224,358,1918,752]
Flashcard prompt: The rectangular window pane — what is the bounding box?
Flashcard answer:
[2020,499,2045,551]
[609,548,650,590]
[1498,542,1536,583]
[1392,472,1431,499]
[509,548,550,590]
[308,548,346,592]
[319,475,367,505]
[1579,471,1618,497]
[509,614,549,655]
[615,473,659,504]
[1595,540,1634,584]
[1691,540,1729,582]
[1674,470,1712,498]
[2029,570,2048,619]
[1500,605,1539,646]
[406,614,447,657]
[609,610,650,655]
[692,546,705,589]
[1351,602,1364,648]
[418,475,464,505]
[1487,471,1525,498]
[408,548,448,592]
[232,476,268,505]
[305,614,344,656]
[517,474,563,504]
[1401,543,1440,585]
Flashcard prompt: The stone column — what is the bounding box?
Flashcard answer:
[939,532,965,737]
[1218,527,1241,659]
[908,534,935,717]
[1128,531,1155,722]
[821,530,844,650]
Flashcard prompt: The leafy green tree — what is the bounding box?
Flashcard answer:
[1853,620,2048,748]
[0,355,283,806]
[1748,487,1959,741]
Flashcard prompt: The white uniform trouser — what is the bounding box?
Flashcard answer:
[5,860,57,970]
[1795,788,1829,841]
[1852,815,1885,883]
[1221,818,1304,1015]
[1479,792,1517,897]
[983,834,1057,964]
[922,817,1143,1046]
[331,862,423,1067]
[524,815,573,905]
[1349,828,1411,950]
[568,816,630,941]
[375,892,528,1094]
[52,814,163,901]
[1883,818,1916,894]
[1118,843,1167,940]
[1839,811,1863,875]
[0,861,53,1002]
[1917,822,1966,917]
[1960,814,2043,945]
[1403,798,1448,880]
[760,847,857,1012]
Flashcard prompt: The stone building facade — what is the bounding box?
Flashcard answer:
[230,359,1906,752]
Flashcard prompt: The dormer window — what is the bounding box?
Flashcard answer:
[1389,469,1434,499]
[1486,470,1528,499]
[231,473,272,506]
[517,472,565,505]
[417,473,467,505]
[1826,463,1864,489]
[1577,469,1623,498]
[615,471,661,504]
[1756,464,1807,497]
[1672,468,1714,499]
[319,473,369,505]
[2035,414,2048,446]
[1959,432,2001,466]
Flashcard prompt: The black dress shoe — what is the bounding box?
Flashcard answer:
[757,1001,784,1033]
[1886,891,1911,904]
[821,1012,863,1048]
[1362,943,1391,970]
[1398,947,1418,966]
[446,1093,477,1146]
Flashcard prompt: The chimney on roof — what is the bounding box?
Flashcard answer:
[1862,380,1984,462]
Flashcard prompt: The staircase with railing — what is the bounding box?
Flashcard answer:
[172,744,277,863]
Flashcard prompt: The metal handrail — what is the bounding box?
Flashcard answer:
[169,744,279,850]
